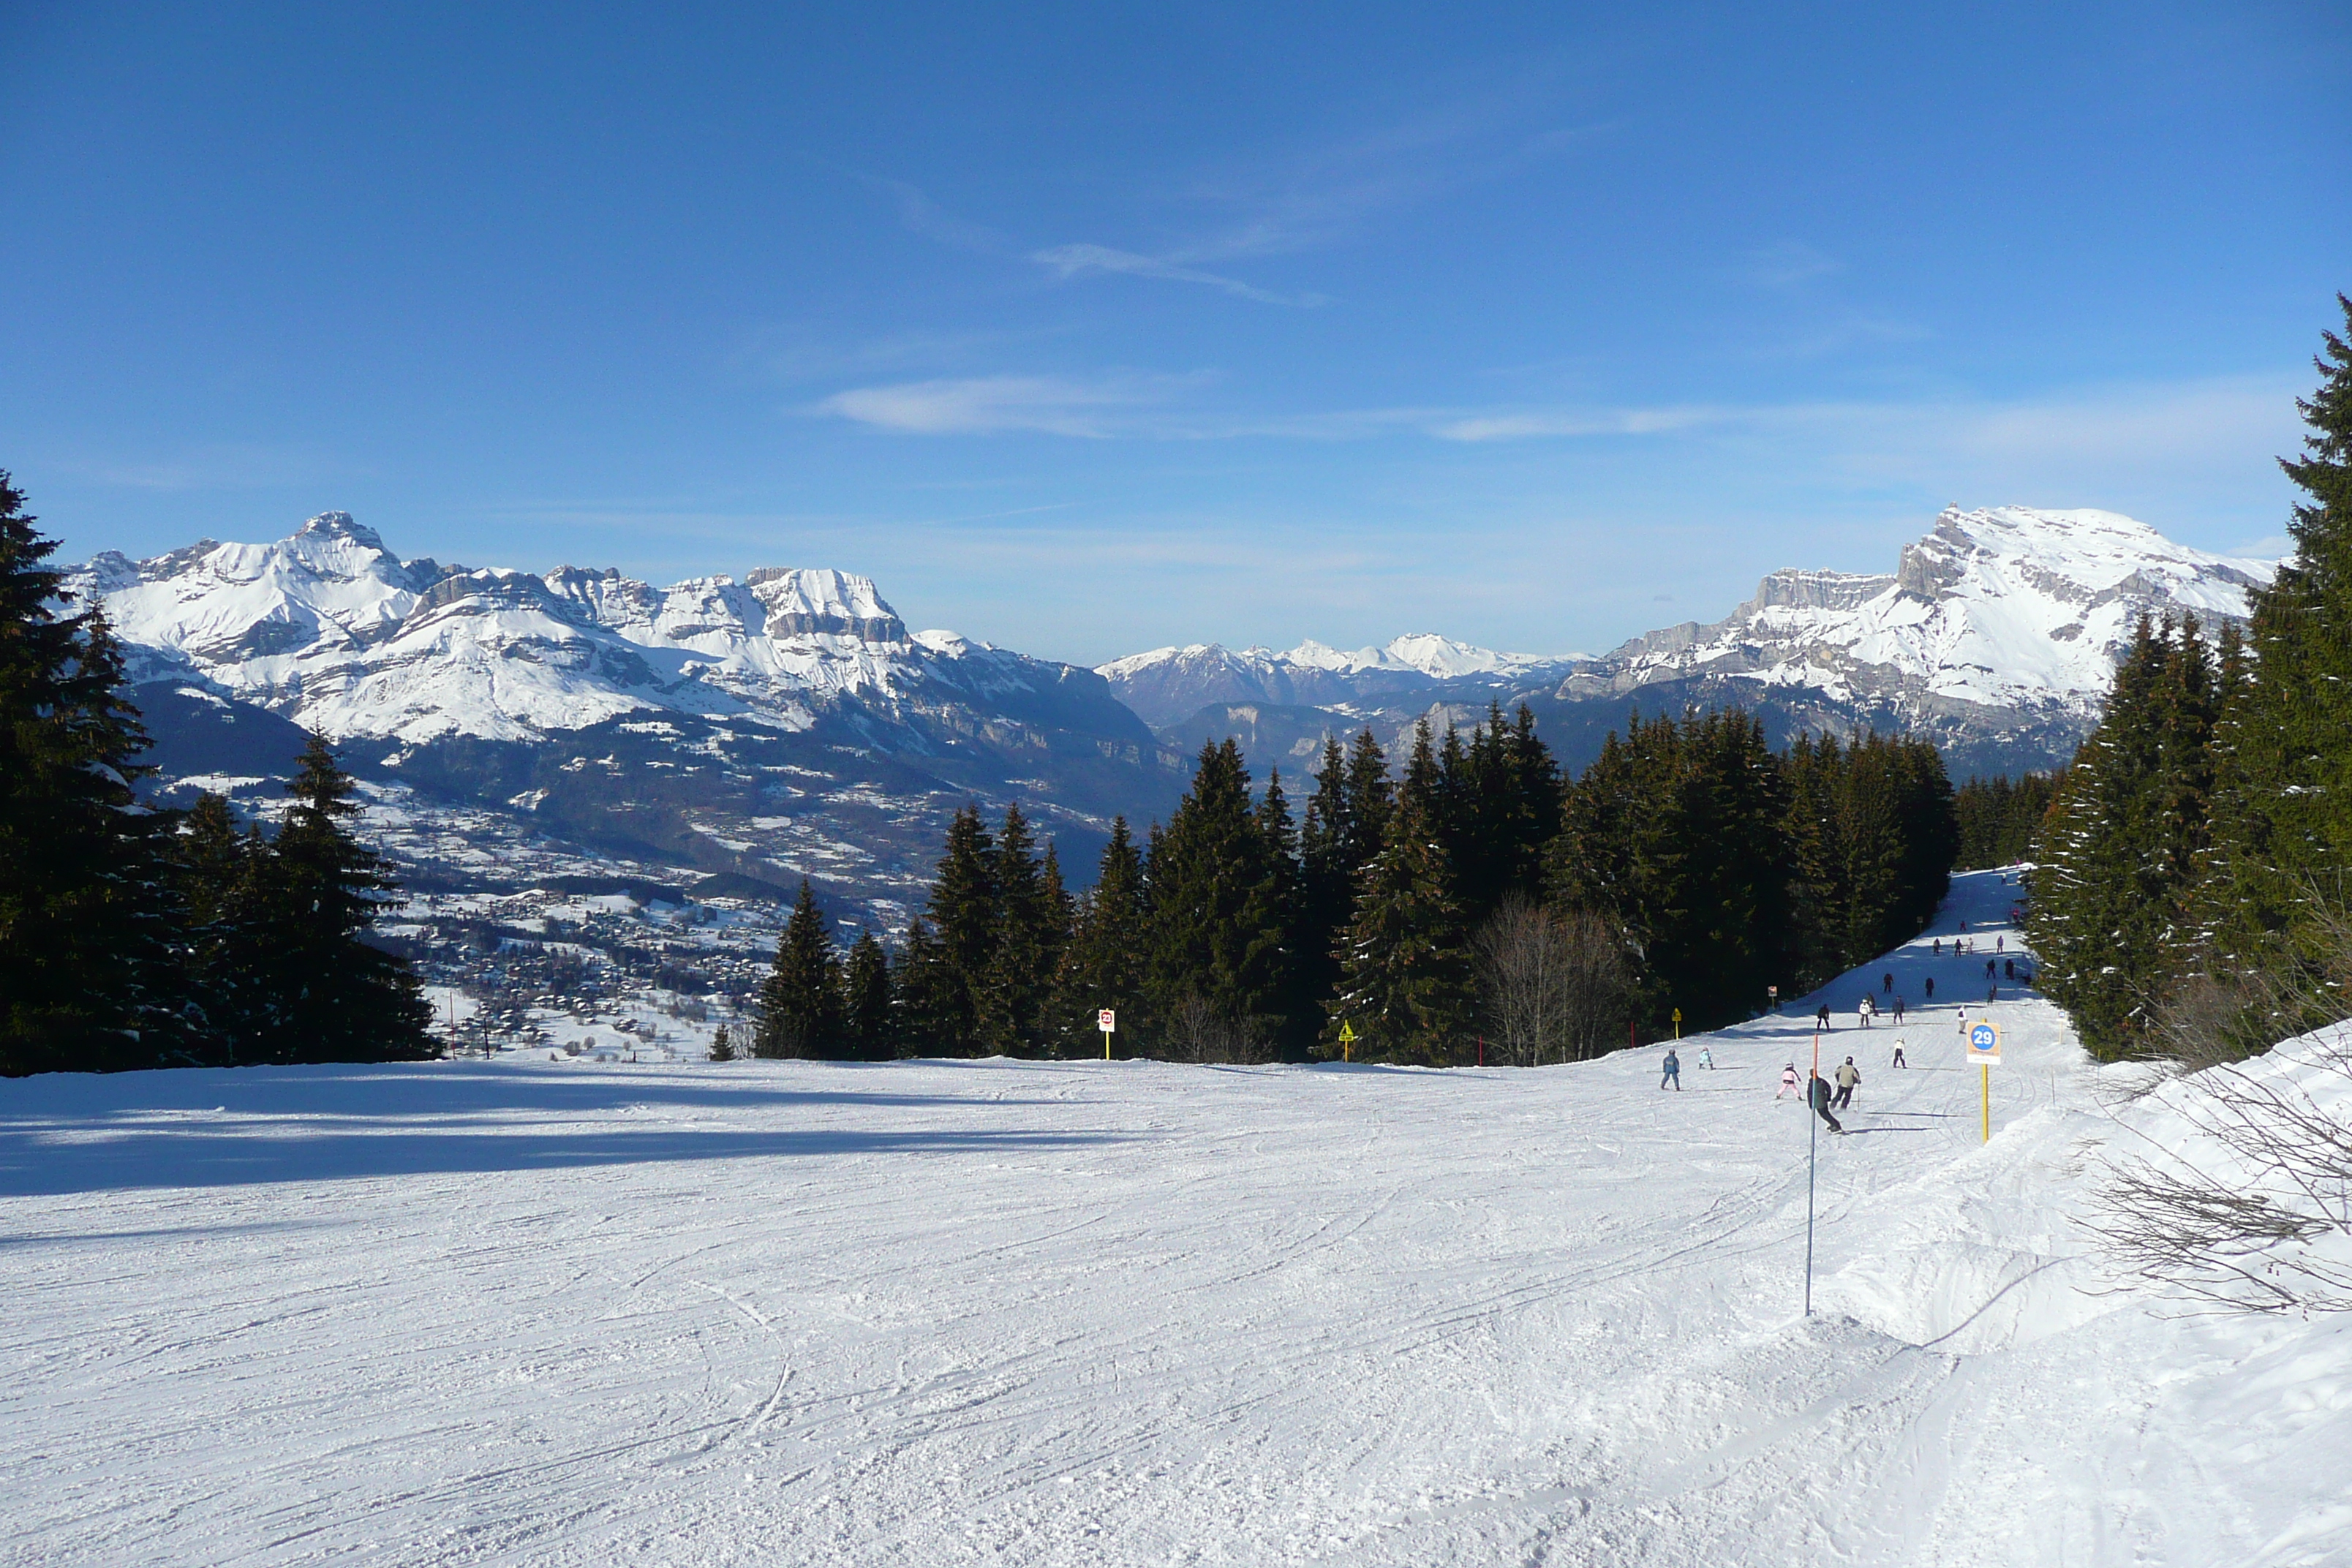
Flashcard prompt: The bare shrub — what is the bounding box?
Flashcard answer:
[1161,995,1273,1065]
[1473,895,1632,1066]
[2085,892,2352,1313]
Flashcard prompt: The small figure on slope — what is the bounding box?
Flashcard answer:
[1833,1057,1861,1110]
[1809,1070,1844,1134]
[1777,1063,1800,1099]
[1891,1039,1907,1068]
[1660,1047,1681,1090]
[1697,1045,1714,1071]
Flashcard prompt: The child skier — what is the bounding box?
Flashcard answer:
[1777,1063,1800,1099]
[1697,1046,1714,1071]
[1891,1040,1907,1068]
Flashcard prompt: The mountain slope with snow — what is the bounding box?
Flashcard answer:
[67,513,1183,925]
[4,870,2342,1566]
[1109,505,2275,777]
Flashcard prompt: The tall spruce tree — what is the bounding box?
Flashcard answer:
[914,806,998,1054]
[1052,818,1148,1055]
[1144,740,1286,1044]
[1329,768,1473,1063]
[976,804,1060,1055]
[891,915,960,1057]
[169,792,272,1061]
[1297,732,1384,1036]
[758,878,845,1058]
[842,930,893,1060]
[2201,297,2352,995]
[0,473,186,1074]
[246,735,434,1063]
[2029,617,2222,1056]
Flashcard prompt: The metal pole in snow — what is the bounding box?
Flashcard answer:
[1805,1029,1820,1316]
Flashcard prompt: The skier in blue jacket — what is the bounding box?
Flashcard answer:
[1660,1048,1681,1090]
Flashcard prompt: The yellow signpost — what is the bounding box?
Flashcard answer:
[1966,1021,2001,1142]
[1098,1008,1116,1060]
[1338,1021,1356,1063]
[1672,1006,1682,1041]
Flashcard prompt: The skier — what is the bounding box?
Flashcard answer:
[1997,935,2005,953]
[2004,958,2016,981]
[1893,995,1906,1023]
[1891,1040,1907,1068]
[1816,1002,1833,1030]
[1809,1071,1844,1134]
[1933,938,1942,957]
[1882,972,1893,994]
[1697,1046,1714,1071]
[1986,958,1997,981]
[1833,1056,1861,1109]
[1858,995,1874,1029]
[1988,981,1998,1003]
[1924,976,1935,1002]
[1661,1048,1681,1090]
[1777,1063,1800,1099]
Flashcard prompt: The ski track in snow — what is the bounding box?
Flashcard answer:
[4,871,2347,1566]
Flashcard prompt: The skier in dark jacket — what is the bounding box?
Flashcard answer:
[1661,1049,1681,1090]
[1924,976,1935,1001]
[1809,1071,1844,1134]
[1816,1002,1833,1030]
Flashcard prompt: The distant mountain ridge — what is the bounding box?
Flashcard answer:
[67,513,1183,922]
[1101,506,2276,780]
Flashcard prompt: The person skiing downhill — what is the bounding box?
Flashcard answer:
[1661,1048,1681,1090]
[1777,1063,1800,1099]
[1809,1071,1844,1134]
[1893,995,1906,1023]
[1891,1041,1907,1068]
[1816,1003,1833,1030]
[1858,995,1874,1028]
[1697,1046,1714,1071]
[1924,976,1935,1002]
[1933,938,1942,957]
[1833,1057,1861,1109]
[1882,972,1893,994]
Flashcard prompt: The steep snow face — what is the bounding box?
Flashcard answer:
[1587,505,2275,718]
[64,515,1067,745]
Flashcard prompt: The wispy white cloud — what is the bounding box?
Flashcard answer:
[1030,243,1330,307]
[811,373,1211,437]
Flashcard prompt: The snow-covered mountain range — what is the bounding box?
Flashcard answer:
[1106,506,2274,779]
[69,514,1182,935]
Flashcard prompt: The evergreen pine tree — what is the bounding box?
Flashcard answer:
[757,878,845,1058]
[842,930,893,1060]
[1254,767,1305,1051]
[974,805,1071,1055]
[916,807,998,1054]
[1329,777,1473,1063]
[2029,617,2220,1055]
[244,735,434,1063]
[890,915,960,1056]
[1297,732,1382,1036]
[1052,818,1148,1055]
[709,1022,736,1062]
[169,792,271,1061]
[1143,740,1285,1047]
[2201,297,2352,991]
[0,472,187,1074]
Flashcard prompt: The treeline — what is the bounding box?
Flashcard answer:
[1954,772,2061,870]
[759,704,1960,1065]
[2029,298,2352,1060]
[1,475,432,1075]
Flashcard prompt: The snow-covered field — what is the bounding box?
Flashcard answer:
[5,870,2347,1566]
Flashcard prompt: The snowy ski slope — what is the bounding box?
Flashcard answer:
[4,870,2346,1566]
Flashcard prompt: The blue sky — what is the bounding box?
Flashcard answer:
[4,3,2345,663]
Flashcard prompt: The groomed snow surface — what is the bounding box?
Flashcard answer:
[5,870,2346,1566]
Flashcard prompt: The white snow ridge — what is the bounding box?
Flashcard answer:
[3,871,2343,1566]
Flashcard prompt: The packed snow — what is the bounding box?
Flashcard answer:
[4,870,2345,1566]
